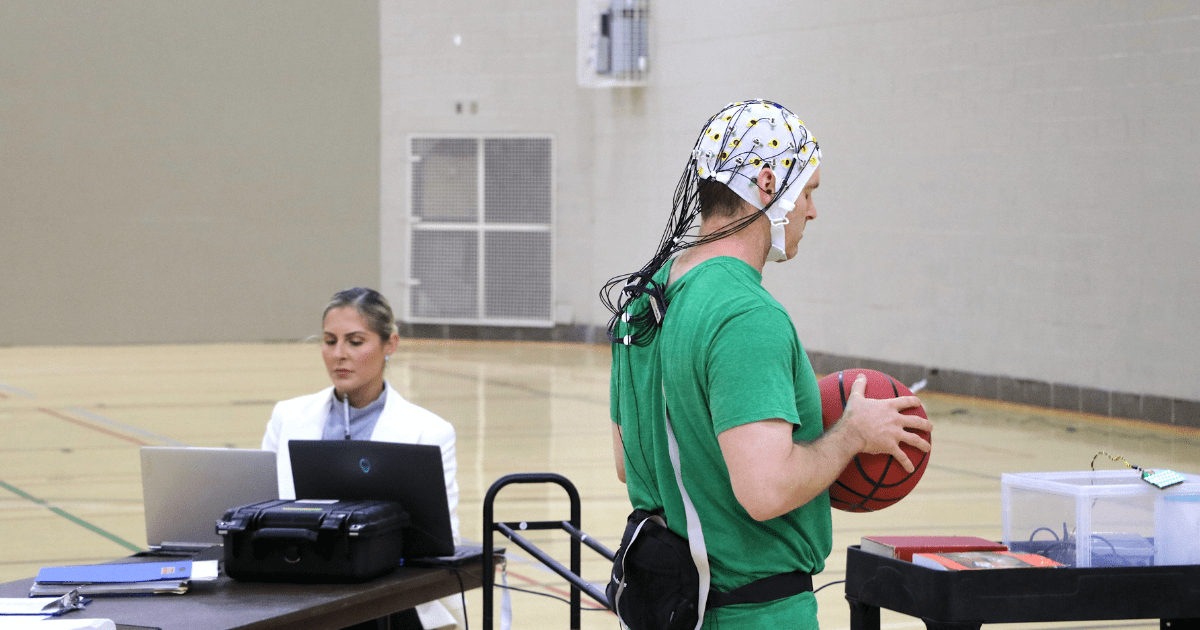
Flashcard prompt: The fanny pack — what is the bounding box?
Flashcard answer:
[607,383,812,630]
[606,509,812,630]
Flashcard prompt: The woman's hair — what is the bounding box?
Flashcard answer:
[323,287,398,342]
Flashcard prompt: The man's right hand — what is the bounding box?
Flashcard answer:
[837,373,931,473]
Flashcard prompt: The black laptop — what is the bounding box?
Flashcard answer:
[288,440,455,559]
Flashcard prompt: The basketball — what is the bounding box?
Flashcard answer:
[818,369,930,512]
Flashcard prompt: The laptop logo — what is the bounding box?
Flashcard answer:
[359,458,371,474]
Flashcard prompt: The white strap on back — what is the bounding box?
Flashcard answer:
[662,383,711,630]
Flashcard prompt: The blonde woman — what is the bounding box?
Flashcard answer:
[262,287,461,630]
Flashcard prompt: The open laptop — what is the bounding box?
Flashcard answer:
[289,440,455,559]
[140,447,277,554]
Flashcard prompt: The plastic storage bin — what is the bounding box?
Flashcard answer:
[1001,470,1200,568]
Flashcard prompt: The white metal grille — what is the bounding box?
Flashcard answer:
[484,138,552,224]
[408,135,554,326]
[485,231,552,320]
[412,138,477,223]
[410,230,478,320]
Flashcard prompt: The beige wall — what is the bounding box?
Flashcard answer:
[0,1,380,344]
[379,0,596,327]
[757,2,1200,403]
[383,1,1200,404]
[4,1,1198,405]
[608,2,1200,404]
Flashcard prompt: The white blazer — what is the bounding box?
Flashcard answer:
[261,382,462,629]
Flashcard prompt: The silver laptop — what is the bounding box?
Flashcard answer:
[140,447,277,552]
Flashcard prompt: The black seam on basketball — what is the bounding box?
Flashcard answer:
[860,456,889,505]
[850,375,896,509]
[865,460,918,490]
[851,461,875,509]
[834,479,875,508]
[833,479,870,498]
[831,371,928,510]
[832,479,872,510]
[840,372,866,505]
[845,457,888,510]
[891,375,930,484]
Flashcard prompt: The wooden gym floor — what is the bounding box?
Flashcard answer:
[2,340,1198,629]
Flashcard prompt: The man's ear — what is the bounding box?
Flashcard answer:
[756,166,776,207]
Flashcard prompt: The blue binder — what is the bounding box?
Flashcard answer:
[36,560,192,584]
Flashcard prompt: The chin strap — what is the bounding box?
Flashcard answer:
[731,170,794,264]
[764,198,793,263]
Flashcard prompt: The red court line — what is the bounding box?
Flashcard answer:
[506,568,609,610]
[38,407,150,446]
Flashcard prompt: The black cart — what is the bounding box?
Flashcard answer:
[844,545,1200,630]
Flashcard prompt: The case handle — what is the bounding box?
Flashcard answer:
[251,527,319,543]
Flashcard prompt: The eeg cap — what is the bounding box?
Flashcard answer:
[691,100,821,262]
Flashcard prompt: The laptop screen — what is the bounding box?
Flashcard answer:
[141,447,277,550]
[288,440,455,558]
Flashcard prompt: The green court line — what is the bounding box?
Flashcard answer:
[0,479,143,553]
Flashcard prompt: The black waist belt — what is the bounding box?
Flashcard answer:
[707,571,814,609]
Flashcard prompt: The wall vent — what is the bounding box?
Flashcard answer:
[407,136,554,326]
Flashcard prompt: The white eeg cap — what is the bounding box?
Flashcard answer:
[692,100,821,262]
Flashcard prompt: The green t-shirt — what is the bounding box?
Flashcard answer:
[611,256,828,628]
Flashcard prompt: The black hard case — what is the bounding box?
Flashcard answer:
[217,499,409,583]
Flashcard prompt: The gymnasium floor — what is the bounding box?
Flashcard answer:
[2,340,1198,629]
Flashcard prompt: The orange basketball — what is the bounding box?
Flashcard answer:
[818,369,930,512]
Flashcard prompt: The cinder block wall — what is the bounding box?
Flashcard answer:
[383,1,1199,423]
[4,2,1196,421]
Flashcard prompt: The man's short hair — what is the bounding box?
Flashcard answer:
[697,179,746,219]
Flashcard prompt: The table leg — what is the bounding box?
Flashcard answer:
[847,597,880,630]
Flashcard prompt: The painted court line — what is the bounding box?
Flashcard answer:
[38,407,151,447]
[68,407,188,447]
[0,379,183,446]
[0,382,35,398]
[414,365,606,406]
[0,478,142,553]
[0,384,181,446]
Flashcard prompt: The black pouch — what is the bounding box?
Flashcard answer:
[606,509,816,630]
[606,509,700,630]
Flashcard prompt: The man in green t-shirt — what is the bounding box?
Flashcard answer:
[605,100,931,629]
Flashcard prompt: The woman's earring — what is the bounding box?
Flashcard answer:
[385,355,390,362]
